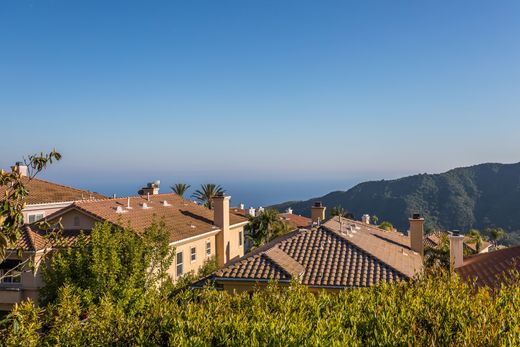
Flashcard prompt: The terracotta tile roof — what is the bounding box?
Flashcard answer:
[279,213,312,229]
[213,216,422,288]
[0,177,105,205]
[15,225,87,251]
[45,193,248,244]
[456,245,520,288]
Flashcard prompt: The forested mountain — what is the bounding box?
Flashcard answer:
[270,163,520,241]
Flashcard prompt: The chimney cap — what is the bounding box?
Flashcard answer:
[313,202,323,208]
[412,213,422,219]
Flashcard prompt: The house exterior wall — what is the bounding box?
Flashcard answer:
[22,202,73,224]
[0,251,46,311]
[58,211,98,230]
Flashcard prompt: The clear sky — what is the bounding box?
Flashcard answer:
[1,1,519,197]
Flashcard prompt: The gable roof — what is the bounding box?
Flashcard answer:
[456,245,520,288]
[212,216,422,288]
[278,213,312,229]
[0,177,105,205]
[44,193,248,244]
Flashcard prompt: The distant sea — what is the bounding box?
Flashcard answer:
[85,179,361,208]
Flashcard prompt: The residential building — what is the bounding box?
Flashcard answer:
[0,188,247,310]
[0,164,105,224]
[202,214,424,293]
[451,236,520,288]
[424,230,491,255]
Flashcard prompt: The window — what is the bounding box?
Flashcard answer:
[190,247,196,262]
[0,260,22,284]
[73,216,81,227]
[239,230,243,246]
[28,213,44,223]
[176,252,183,277]
[206,241,211,257]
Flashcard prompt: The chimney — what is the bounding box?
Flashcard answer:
[14,162,28,177]
[311,202,326,224]
[139,180,160,196]
[286,207,293,214]
[248,206,256,217]
[213,193,231,266]
[449,232,465,270]
[361,214,370,224]
[409,214,424,257]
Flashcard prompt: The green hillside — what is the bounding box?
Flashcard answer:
[270,163,520,242]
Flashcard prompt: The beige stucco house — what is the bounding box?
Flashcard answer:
[0,186,247,310]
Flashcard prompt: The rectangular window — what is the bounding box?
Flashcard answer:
[0,260,22,284]
[176,252,183,277]
[190,247,196,262]
[239,230,243,246]
[28,213,44,223]
[206,241,211,257]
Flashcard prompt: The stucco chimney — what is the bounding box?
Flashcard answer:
[361,214,370,224]
[214,193,231,266]
[248,207,256,217]
[409,214,424,257]
[311,202,326,223]
[286,207,293,214]
[14,162,28,177]
[449,232,465,270]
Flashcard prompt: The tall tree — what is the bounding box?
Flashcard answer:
[41,220,174,307]
[191,184,225,209]
[467,229,483,253]
[170,183,191,198]
[0,150,61,260]
[488,227,505,249]
[245,209,290,250]
[331,205,354,219]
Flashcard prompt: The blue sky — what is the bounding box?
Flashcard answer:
[1,1,519,199]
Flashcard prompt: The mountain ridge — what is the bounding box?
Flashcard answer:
[269,162,520,240]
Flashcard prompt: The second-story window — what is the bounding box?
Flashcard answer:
[176,252,183,277]
[0,260,22,284]
[239,230,243,246]
[28,213,44,223]
[190,247,196,262]
[206,241,211,257]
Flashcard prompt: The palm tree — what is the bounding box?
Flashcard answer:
[488,227,505,250]
[191,184,225,209]
[170,183,191,198]
[331,205,354,219]
[245,209,289,250]
[372,215,379,225]
[467,229,483,253]
[424,233,450,269]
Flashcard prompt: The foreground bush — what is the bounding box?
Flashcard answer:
[1,269,520,346]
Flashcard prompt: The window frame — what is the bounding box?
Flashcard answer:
[28,213,45,224]
[206,240,211,257]
[239,230,243,246]
[190,246,197,263]
[176,251,184,277]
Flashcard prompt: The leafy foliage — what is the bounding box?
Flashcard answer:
[0,150,61,259]
[191,184,225,209]
[2,269,520,345]
[270,162,520,244]
[40,220,174,308]
[378,221,394,231]
[170,183,191,197]
[245,209,291,250]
